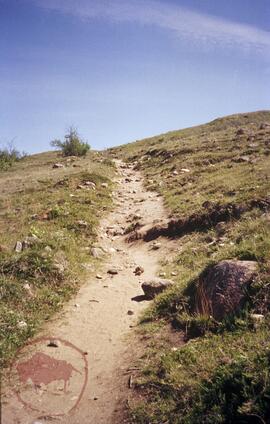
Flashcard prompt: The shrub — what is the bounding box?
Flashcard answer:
[0,143,26,170]
[51,127,90,157]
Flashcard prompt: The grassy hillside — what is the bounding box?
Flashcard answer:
[112,110,270,217]
[0,150,115,366]
[110,111,270,423]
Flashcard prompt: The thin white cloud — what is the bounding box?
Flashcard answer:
[29,0,270,52]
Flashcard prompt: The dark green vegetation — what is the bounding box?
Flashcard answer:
[0,150,115,366]
[51,127,90,157]
[111,111,270,423]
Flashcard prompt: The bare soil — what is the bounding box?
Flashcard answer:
[2,161,177,424]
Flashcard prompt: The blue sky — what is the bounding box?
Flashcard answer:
[1,0,270,153]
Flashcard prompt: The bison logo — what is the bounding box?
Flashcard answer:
[10,337,88,416]
[16,352,80,393]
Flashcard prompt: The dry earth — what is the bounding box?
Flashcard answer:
[2,161,177,424]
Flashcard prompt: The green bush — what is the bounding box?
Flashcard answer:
[51,127,90,157]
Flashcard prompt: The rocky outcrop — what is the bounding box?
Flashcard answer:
[195,260,258,320]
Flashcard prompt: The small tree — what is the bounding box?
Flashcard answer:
[0,142,27,171]
[51,127,90,157]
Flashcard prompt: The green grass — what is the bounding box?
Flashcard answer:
[130,324,270,424]
[112,110,270,218]
[109,111,270,423]
[0,150,116,366]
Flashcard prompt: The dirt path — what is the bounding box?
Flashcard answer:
[2,161,174,424]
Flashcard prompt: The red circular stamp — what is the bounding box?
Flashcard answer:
[9,337,88,416]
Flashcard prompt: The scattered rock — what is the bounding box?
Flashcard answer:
[159,272,166,277]
[236,128,245,136]
[127,310,134,316]
[101,183,108,188]
[44,245,52,253]
[53,251,68,274]
[14,241,23,253]
[78,181,96,190]
[180,168,191,173]
[53,262,65,274]
[250,313,264,322]
[134,266,144,276]
[128,375,133,389]
[260,122,270,130]
[195,260,258,321]
[96,274,103,280]
[250,314,264,329]
[17,320,27,329]
[172,170,178,176]
[22,235,41,250]
[66,156,78,162]
[248,143,259,149]
[233,155,250,163]
[107,268,118,275]
[23,283,34,298]
[84,181,96,188]
[53,163,64,169]
[47,339,61,348]
[106,227,120,236]
[31,210,55,221]
[171,271,177,276]
[76,220,88,228]
[141,278,174,299]
[91,247,104,259]
[151,242,161,250]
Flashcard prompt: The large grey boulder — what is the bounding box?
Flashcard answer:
[142,278,174,299]
[195,260,258,320]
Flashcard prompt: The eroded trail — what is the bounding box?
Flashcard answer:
[3,161,174,424]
